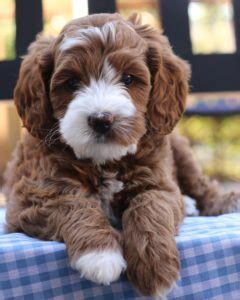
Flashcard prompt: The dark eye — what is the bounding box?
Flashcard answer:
[121,74,133,86]
[66,77,79,90]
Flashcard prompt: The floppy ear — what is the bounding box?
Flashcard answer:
[14,35,55,139]
[133,22,190,135]
[147,36,190,135]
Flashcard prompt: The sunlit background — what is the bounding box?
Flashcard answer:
[0,0,240,196]
[0,0,237,60]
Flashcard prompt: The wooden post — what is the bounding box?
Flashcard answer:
[0,101,21,177]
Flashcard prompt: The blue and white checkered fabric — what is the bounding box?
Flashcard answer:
[1,208,240,299]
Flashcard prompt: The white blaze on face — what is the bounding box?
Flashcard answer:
[60,22,116,52]
[59,61,137,163]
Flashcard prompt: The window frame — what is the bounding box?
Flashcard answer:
[161,0,240,92]
[0,0,43,99]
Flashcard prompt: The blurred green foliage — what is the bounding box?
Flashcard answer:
[179,116,240,181]
[4,23,15,60]
[0,0,15,60]
[189,1,235,54]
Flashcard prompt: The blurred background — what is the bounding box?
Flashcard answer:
[0,0,240,205]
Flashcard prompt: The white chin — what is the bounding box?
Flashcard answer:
[72,142,137,164]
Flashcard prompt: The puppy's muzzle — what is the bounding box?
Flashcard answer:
[88,112,114,135]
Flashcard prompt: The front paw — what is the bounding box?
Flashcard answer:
[125,245,179,297]
[122,193,180,297]
[71,249,127,285]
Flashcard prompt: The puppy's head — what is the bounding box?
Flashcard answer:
[14,13,190,163]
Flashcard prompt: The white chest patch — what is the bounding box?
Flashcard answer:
[99,171,123,224]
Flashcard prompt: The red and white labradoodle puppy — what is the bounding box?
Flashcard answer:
[4,13,240,297]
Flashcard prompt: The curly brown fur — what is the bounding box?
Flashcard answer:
[3,13,240,297]
[171,133,240,216]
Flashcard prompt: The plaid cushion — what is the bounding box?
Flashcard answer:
[0,208,240,299]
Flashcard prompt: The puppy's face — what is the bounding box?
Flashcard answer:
[14,14,190,163]
[51,22,150,163]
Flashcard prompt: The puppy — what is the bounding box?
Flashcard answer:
[4,13,240,297]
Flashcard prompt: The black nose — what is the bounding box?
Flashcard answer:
[88,112,114,135]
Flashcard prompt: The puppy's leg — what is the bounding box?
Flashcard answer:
[122,188,182,297]
[171,133,240,215]
[7,195,126,285]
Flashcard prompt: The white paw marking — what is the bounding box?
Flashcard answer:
[72,250,126,285]
[184,196,199,216]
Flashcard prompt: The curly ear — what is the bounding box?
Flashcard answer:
[14,35,55,139]
[135,25,190,135]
